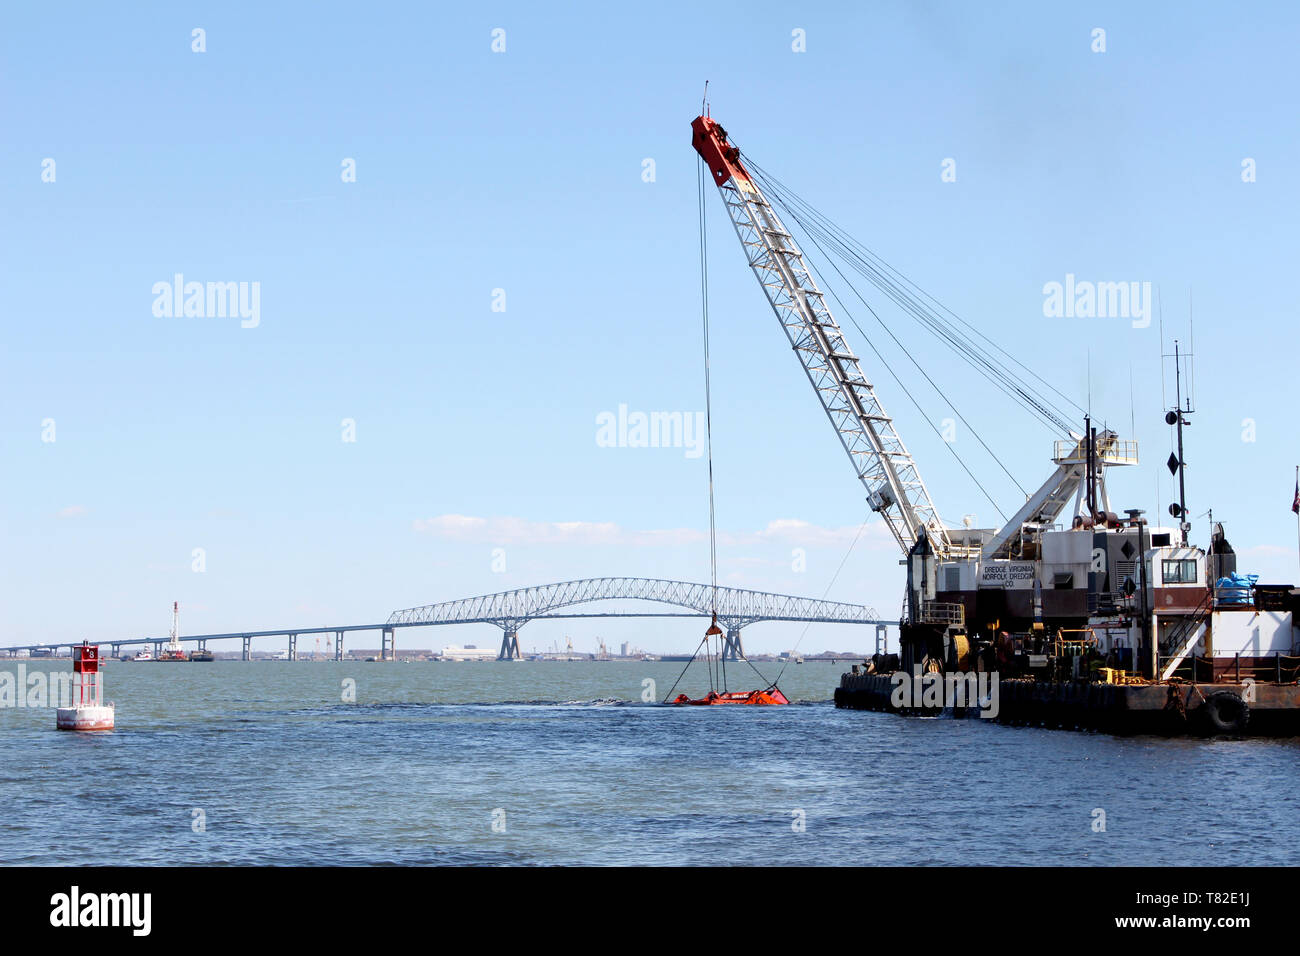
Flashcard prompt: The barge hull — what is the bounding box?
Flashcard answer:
[834,673,1300,736]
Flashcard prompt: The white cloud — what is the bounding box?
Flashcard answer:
[746,518,889,548]
[413,514,488,536]
[56,505,88,519]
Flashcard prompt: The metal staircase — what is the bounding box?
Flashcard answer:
[1158,588,1215,681]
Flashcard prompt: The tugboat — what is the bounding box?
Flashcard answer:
[156,601,189,661]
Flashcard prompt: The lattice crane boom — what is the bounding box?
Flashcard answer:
[692,114,951,558]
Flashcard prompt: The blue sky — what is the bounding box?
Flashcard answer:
[3,2,1298,654]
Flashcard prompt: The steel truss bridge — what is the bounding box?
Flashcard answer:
[2,577,887,662]
[387,577,883,659]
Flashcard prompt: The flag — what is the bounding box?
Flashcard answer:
[1293,473,1299,514]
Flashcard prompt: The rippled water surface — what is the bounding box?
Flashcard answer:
[3,660,1298,865]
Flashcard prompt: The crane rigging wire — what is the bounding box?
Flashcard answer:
[737,156,1019,516]
[662,155,777,703]
[737,158,1106,522]
[753,168,1076,436]
[746,159,1084,437]
[746,158,1083,426]
[793,221,1014,521]
[788,205,1072,435]
[773,515,871,686]
[770,184,1028,494]
[793,215,1083,429]
[699,152,720,694]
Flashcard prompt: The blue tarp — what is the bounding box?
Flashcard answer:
[1215,572,1259,604]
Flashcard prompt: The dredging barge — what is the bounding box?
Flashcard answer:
[826,364,1300,737]
[822,309,1300,737]
[834,515,1300,737]
[689,111,1299,736]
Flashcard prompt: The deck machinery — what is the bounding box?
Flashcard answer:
[691,113,1299,727]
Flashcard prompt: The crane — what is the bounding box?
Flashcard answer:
[692,114,951,559]
[691,114,1136,560]
[692,111,1139,673]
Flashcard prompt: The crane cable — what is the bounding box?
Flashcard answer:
[778,199,1016,520]
[747,160,1083,436]
[810,246,1012,521]
[700,153,722,693]
[664,154,723,701]
[662,156,780,702]
[774,515,870,686]
[749,158,1080,429]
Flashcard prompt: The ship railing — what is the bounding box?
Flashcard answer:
[919,601,965,626]
[1052,438,1139,466]
[1159,650,1300,684]
[1212,584,1255,607]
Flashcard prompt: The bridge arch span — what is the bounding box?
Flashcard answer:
[386,577,881,659]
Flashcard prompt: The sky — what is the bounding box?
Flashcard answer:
[2,2,1298,655]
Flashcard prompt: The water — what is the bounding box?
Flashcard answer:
[3,660,1299,865]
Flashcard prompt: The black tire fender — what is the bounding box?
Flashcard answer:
[1203,691,1250,734]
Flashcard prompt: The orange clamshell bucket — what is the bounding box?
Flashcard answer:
[670,687,789,706]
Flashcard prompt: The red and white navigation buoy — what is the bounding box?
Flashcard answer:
[56,642,114,732]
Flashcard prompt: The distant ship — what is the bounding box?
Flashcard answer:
[439,645,497,661]
[189,648,214,662]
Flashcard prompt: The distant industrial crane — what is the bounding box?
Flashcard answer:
[158,601,188,661]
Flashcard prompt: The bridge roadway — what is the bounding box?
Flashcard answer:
[1,577,891,662]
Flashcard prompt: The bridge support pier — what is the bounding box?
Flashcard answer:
[497,629,521,661]
[875,623,888,656]
[241,636,251,661]
[381,628,394,661]
[153,641,163,657]
[288,634,297,661]
[722,627,745,661]
[335,631,344,662]
[111,643,121,659]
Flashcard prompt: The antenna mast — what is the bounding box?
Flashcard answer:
[1164,339,1194,545]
